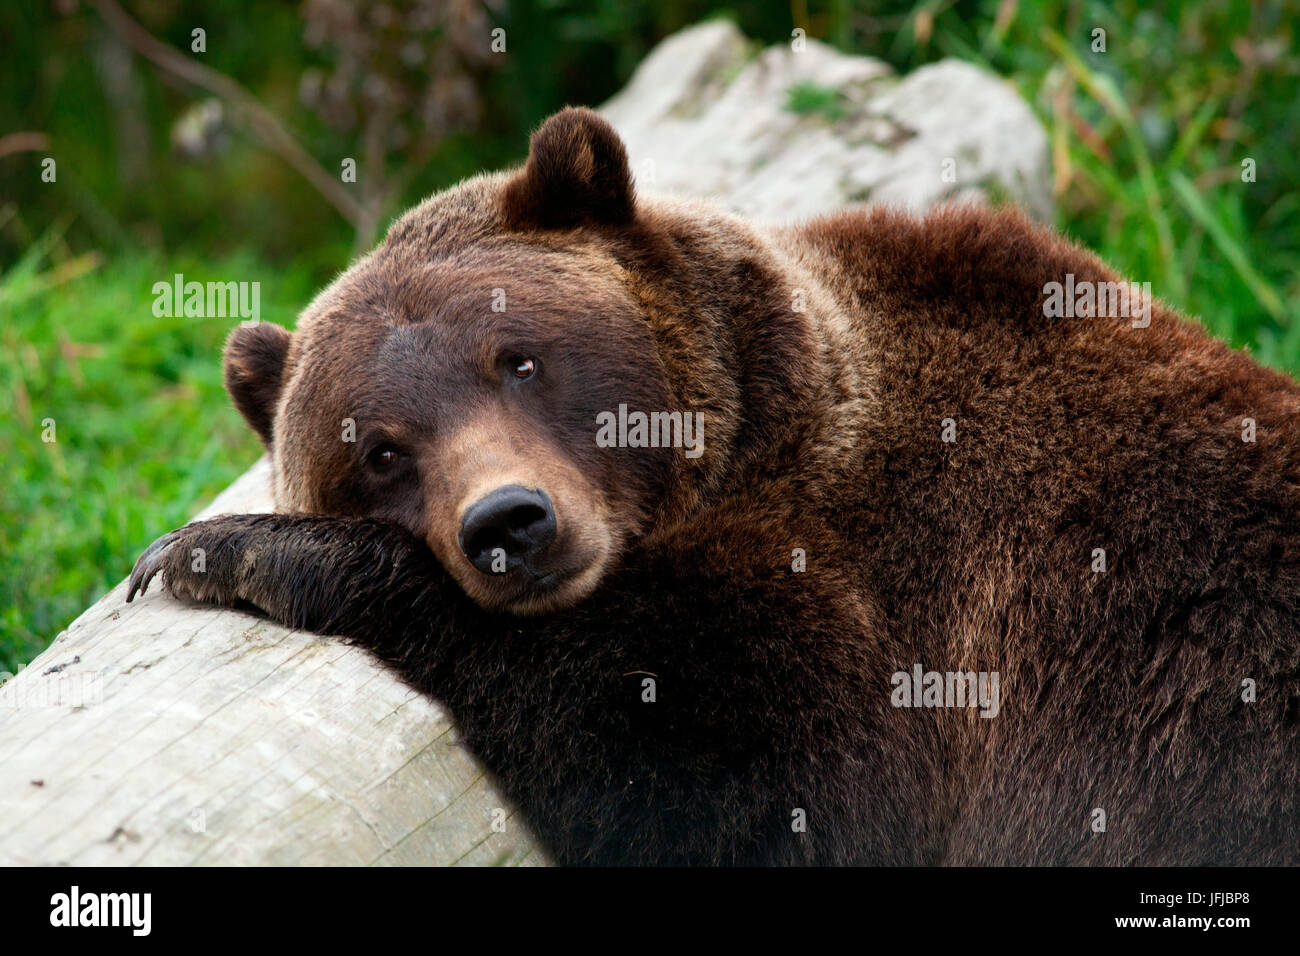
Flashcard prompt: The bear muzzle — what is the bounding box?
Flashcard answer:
[436,456,618,615]
[458,484,557,577]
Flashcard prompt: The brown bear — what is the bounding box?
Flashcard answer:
[127,107,1300,865]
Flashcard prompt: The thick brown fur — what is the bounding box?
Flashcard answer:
[130,107,1300,865]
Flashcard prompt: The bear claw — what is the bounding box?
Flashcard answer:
[126,531,181,603]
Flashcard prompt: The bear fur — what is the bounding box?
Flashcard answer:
[129,107,1300,865]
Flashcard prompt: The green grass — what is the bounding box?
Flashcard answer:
[0,238,318,673]
[874,2,1300,374]
[785,81,851,122]
[1030,26,1300,371]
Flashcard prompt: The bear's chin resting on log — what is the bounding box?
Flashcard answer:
[128,107,1300,866]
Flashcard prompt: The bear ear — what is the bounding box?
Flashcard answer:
[223,322,292,448]
[501,106,635,229]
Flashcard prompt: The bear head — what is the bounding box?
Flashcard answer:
[222,107,823,614]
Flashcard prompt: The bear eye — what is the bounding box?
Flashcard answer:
[368,444,400,471]
[511,358,537,380]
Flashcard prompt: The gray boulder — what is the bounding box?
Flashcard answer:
[601,20,1051,223]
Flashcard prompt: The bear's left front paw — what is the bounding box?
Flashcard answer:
[126,528,183,602]
[126,522,243,607]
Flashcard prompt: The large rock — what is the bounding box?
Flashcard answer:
[0,22,1050,867]
[601,20,1051,223]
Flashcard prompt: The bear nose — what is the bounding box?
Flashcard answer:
[458,485,557,575]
